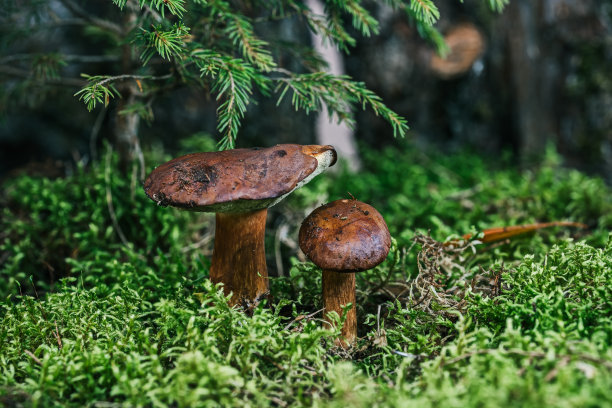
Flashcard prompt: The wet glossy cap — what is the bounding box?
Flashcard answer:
[144,144,336,213]
[299,199,391,272]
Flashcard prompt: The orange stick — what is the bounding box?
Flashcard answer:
[462,221,588,244]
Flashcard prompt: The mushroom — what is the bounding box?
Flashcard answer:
[144,144,337,308]
[298,199,391,347]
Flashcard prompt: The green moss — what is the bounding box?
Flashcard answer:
[1,144,611,407]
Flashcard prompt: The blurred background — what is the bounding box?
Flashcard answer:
[1,0,611,182]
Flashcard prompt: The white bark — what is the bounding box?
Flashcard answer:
[306,0,361,172]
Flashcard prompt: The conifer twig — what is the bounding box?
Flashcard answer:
[53,321,63,350]
[24,350,42,366]
[90,73,174,88]
[0,54,119,65]
[284,309,324,331]
[0,66,85,87]
[57,0,123,36]
[75,73,173,111]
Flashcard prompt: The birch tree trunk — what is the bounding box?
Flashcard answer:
[306,0,361,171]
[113,1,142,176]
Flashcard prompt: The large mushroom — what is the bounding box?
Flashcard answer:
[299,199,391,347]
[144,144,337,308]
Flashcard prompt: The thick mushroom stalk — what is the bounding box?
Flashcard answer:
[144,144,336,309]
[210,209,268,308]
[299,199,391,347]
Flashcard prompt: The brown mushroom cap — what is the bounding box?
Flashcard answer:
[144,144,336,213]
[299,199,391,272]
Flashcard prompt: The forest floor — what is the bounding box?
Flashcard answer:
[1,140,611,407]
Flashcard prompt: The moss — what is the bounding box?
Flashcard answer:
[1,145,611,407]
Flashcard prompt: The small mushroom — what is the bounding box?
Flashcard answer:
[144,144,337,309]
[299,199,391,347]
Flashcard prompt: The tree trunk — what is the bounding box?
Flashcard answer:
[506,0,558,162]
[306,0,361,171]
[113,1,141,174]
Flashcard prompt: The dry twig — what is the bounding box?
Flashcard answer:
[24,350,42,366]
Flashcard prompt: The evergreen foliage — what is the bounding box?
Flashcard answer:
[0,0,507,150]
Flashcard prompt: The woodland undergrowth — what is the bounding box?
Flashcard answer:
[1,141,611,407]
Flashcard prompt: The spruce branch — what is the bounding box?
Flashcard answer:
[409,0,440,26]
[75,73,172,111]
[31,53,68,81]
[484,0,509,12]
[0,53,69,81]
[57,0,123,36]
[192,49,271,150]
[270,40,329,72]
[113,0,187,18]
[74,75,120,112]
[0,65,85,88]
[139,23,190,65]
[299,6,355,52]
[455,0,508,12]
[252,0,306,22]
[205,1,276,72]
[51,0,505,148]
[300,0,381,51]
[146,0,187,17]
[330,0,380,37]
[252,0,302,15]
[379,1,446,53]
[119,101,155,123]
[415,17,448,55]
[320,5,357,51]
[274,72,409,138]
[225,15,276,72]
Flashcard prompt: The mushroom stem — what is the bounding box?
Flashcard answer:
[322,269,356,347]
[210,209,269,308]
